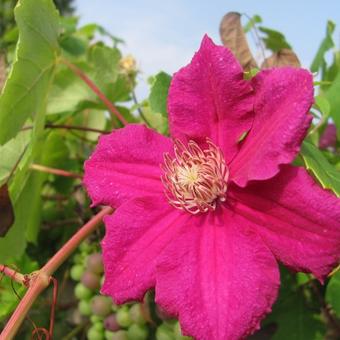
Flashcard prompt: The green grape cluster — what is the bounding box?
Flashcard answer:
[70,241,191,340]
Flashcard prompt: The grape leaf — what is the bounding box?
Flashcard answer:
[0,0,60,145]
[149,71,171,117]
[270,293,324,340]
[300,141,340,197]
[258,26,292,52]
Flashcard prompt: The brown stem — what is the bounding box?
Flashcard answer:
[61,58,128,126]
[22,123,109,135]
[5,145,29,185]
[310,280,340,334]
[0,207,113,339]
[30,164,82,179]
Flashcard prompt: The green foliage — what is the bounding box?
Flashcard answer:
[325,71,340,132]
[310,21,335,74]
[300,141,340,197]
[326,270,340,316]
[0,0,60,145]
[258,26,292,52]
[149,71,172,116]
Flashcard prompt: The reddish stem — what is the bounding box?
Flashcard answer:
[0,265,26,286]
[61,58,128,126]
[0,207,113,339]
[30,164,82,179]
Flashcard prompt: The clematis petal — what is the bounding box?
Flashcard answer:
[155,208,279,340]
[101,196,189,303]
[229,165,340,280]
[230,68,314,187]
[83,124,172,208]
[168,35,254,163]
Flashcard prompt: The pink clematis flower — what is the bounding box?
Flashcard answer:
[84,36,340,340]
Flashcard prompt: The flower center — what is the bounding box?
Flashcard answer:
[161,139,229,215]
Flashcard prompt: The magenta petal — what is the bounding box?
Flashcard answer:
[155,209,279,340]
[230,68,314,186]
[229,165,340,280]
[83,124,172,208]
[101,196,189,303]
[168,35,254,162]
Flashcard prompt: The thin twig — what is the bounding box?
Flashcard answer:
[22,123,109,135]
[132,90,151,126]
[30,164,82,179]
[61,58,128,126]
[5,145,29,185]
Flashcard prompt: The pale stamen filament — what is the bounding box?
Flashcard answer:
[161,138,229,215]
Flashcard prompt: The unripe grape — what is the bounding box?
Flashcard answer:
[94,321,104,331]
[87,252,104,274]
[116,307,132,328]
[127,324,148,340]
[78,299,91,316]
[156,324,174,340]
[129,304,146,325]
[81,271,101,290]
[104,314,120,332]
[87,325,104,340]
[91,315,103,323]
[69,308,86,325]
[74,283,92,300]
[107,330,128,340]
[105,330,115,340]
[80,241,92,254]
[91,295,113,317]
[70,264,85,281]
[319,123,337,150]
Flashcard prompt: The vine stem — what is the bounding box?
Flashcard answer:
[61,58,128,127]
[0,206,113,340]
[0,265,27,286]
[30,164,82,179]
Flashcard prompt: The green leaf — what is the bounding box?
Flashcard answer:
[300,141,340,197]
[0,129,30,185]
[314,95,330,118]
[310,21,335,73]
[84,110,107,141]
[0,0,60,145]
[47,63,95,115]
[149,71,171,117]
[326,270,340,316]
[243,14,262,33]
[258,26,292,52]
[142,105,168,135]
[269,293,325,340]
[325,71,340,132]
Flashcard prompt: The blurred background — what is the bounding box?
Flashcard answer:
[75,0,340,96]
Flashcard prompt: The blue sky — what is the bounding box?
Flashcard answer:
[75,0,340,98]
